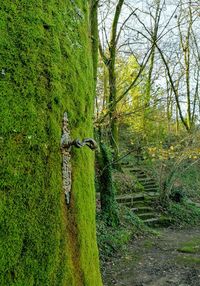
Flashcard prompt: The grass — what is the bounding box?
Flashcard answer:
[176,256,200,265]
[97,206,158,262]
[166,200,200,226]
[143,240,156,249]
[177,238,200,254]
[177,237,200,266]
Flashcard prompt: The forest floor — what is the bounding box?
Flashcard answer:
[103,227,200,286]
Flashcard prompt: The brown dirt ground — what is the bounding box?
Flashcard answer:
[103,227,200,286]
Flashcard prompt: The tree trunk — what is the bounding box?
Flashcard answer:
[99,0,124,160]
[0,1,102,285]
[99,143,119,226]
[108,59,119,158]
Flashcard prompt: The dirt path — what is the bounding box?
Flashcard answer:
[103,228,200,286]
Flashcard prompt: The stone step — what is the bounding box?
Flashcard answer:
[139,179,156,184]
[120,199,156,207]
[144,187,158,192]
[144,187,158,193]
[145,191,159,197]
[124,200,154,208]
[138,212,158,220]
[121,162,131,166]
[118,165,162,227]
[116,193,145,203]
[122,166,139,170]
[133,173,146,178]
[143,217,161,226]
[131,206,154,214]
[138,182,158,188]
[120,202,141,207]
[117,191,159,201]
[129,168,146,175]
[142,184,158,189]
[122,165,140,169]
[127,166,143,170]
[130,168,145,173]
[138,178,156,183]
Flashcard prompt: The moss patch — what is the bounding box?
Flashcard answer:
[167,201,200,226]
[176,238,200,266]
[0,1,102,285]
[143,240,156,249]
[177,238,200,254]
[176,256,200,265]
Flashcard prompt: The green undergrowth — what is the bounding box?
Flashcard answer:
[98,143,119,226]
[176,164,200,201]
[0,1,102,285]
[165,200,200,226]
[175,233,200,267]
[177,238,200,254]
[113,169,144,195]
[176,256,200,266]
[96,206,157,262]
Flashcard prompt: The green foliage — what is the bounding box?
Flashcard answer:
[169,187,186,203]
[120,207,150,233]
[167,201,200,226]
[97,217,131,261]
[177,238,200,254]
[176,256,200,265]
[177,237,200,266]
[98,143,119,226]
[113,168,145,195]
[0,1,102,285]
[113,170,135,194]
[176,164,200,201]
[96,207,151,261]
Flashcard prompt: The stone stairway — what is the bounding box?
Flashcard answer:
[116,165,161,226]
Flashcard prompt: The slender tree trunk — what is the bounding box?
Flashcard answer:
[176,105,179,135]
[179,9,192,129]
[107,0,124,159]
[98,0,124,159]
[108,60,119,157]
[166,76,173,134]
[146,0,161,102]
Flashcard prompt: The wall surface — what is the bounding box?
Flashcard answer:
[0,1,102,285]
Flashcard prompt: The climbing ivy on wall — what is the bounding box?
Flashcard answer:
[0,1,102,285]
[99,143,119,227]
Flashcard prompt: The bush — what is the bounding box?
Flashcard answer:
[167,201,200,226]
[113,171,136,194]
[96,207,154,262]
[169,187,186,203]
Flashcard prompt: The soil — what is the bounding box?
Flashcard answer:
[103,227,200,286]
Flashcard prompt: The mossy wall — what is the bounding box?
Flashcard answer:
[0,1,102,285]
[99,143,119,226]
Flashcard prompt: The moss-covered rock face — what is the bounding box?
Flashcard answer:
[0,1,102,285]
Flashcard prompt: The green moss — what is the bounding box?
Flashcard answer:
[98,143,119,226]
[167,202,200,226]
[177,238,200,254]
[176,256,200,265]
[0,1,102,285]
[97,206,155,261]
[143,240,155,249]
